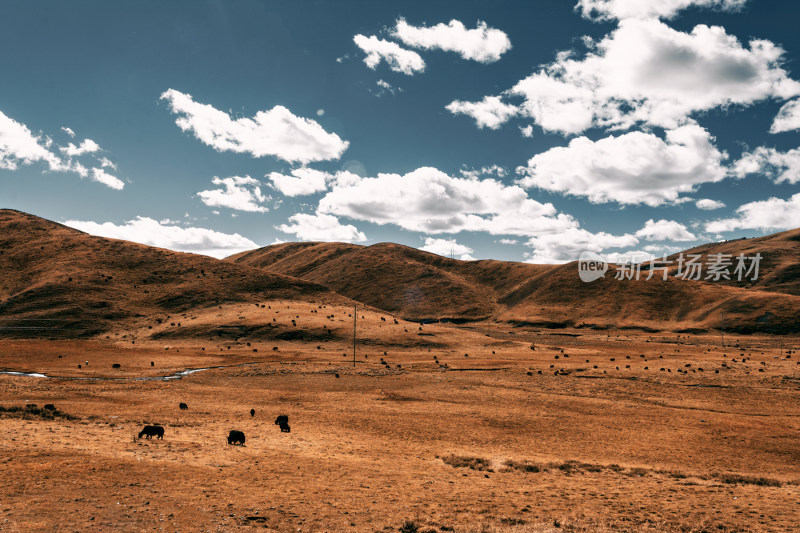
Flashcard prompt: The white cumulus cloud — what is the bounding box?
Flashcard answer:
[59,139,101,157]
[197,176,269,212]
[317,166,575,236]
[268,167,332,197]
[393,18,511,63]
[375,79,400,97]
[160,89,349,164]
[1,109,122,190]
[696,198,726,210]
[446,96,519,129]
[517,123,727,206]
[575,0,748,21]
[635,219,697,241]
[733,146,800,184]
[63,217,258,258]
[277,213,367,243]
[352,35,425,75]
[524,227,639,264]
[705,193,800,233]
[0,110,61,171]
[455,18,800,134]
[420,237,475,259]
[90,168,124,190]
[770,99,800,133]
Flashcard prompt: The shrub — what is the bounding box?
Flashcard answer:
[399,520,420,533]
[440,455,492,471]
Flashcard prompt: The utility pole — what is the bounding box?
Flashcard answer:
[353,305,357,368]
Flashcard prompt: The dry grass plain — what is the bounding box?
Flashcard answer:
[1,301,799,532]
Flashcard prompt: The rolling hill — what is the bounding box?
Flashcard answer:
[229,231,800,333]
[0,209,347,338]
[1,209,797,338]
[227,242,551,322]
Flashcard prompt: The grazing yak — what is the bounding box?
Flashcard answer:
[275,415,291,433]
[227,430,245,446]
[138,425,164,440]
[250,409,255,417]
[179,403,188,410]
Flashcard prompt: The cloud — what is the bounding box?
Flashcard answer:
[393,19,511,63]
[0,109,61,171]
[635,218,697,241]
[1,109,122,190]
[63,217,258,258]
[517,123,727,206]
[696,198,726,210]
[90,168,124,190]
[317,166,575,236]
[604,250,656,264]
[420,237,474,259]
[499,238,518,245]
[523,227,638,263]
[455,18,800,134]
[575,0,748,21]
[268,167,332,197]
[61,126,75,138]
[446,96,519,129]
[705,193,800,233]
[642,243,684,255]
[733,146,800,184]
[59,139,100,157]
[277,213,367,242]
[97,156,117,170]
[352,35,425,75]
[375,79,401,96]
[459,164,507,179]
[160,89,349,164]
[197,175,269,212]
[771,99,800,133]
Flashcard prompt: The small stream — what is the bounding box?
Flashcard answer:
[0,361,266,382]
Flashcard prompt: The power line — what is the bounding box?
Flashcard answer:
[353,305,357,368]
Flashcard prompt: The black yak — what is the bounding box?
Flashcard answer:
[179,403,188,410]
[275,415,291,433]
[250,408,255,417]
[227,430,245,446]
[138,425,164,439]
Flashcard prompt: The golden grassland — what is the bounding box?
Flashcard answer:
[1,301,799,532]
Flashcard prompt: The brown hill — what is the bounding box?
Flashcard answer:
[1,208,796,337]
[497,228,800,333]
[229,232,800,334]
[0,210,346,339]
[227,242,551,322]
[675,229,800,296]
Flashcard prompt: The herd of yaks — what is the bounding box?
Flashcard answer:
[136,405,291,447]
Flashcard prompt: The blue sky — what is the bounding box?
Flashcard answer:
[1,0,799,262]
